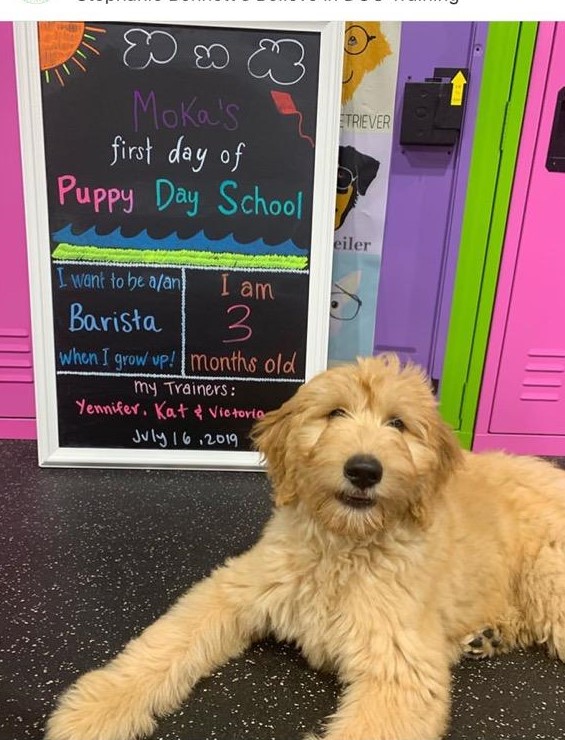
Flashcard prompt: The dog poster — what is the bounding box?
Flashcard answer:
[329,22,401,365]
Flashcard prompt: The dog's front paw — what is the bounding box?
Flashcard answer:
[45,667,157,740]
[461,626,503,660]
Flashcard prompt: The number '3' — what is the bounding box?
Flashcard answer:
[223,304,252,343]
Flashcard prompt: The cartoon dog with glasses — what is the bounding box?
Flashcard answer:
[342,22,392,103]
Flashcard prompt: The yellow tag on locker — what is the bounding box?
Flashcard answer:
[450,70,467,107]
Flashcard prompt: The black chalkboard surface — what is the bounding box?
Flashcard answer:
[16,21,343,468]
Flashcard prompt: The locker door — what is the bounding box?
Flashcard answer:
[487,24,565,438]
[440,22,537,449]
[374,21,487,381]
[0,23,36,438]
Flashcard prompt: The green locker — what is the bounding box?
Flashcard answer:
[439,22,537,448]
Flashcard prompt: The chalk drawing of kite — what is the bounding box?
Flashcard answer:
[271,90,315,148]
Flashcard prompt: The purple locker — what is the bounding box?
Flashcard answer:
[374,22,487,382]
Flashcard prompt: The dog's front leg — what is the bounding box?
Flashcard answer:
[311,637,451,740]
[45,550,268,740]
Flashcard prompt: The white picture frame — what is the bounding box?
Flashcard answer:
[14,20,343,469]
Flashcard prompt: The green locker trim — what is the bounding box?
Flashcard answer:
[439,22,538,448]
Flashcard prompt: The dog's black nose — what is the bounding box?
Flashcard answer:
[343,454,383,489]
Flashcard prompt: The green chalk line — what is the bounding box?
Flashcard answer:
[52,243,308,271]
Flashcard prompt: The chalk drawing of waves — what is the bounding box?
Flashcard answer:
[52,225,307,257]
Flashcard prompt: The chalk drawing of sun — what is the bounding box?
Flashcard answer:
[38,22,106,87]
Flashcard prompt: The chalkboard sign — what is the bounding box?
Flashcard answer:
[15,21,343,468]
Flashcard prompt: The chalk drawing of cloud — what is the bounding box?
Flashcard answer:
[123,28,178,70]
[194,43,230,70]
[247,38,306,86]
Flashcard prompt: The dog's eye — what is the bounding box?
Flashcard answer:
[386,417,406,431]
[329,408,347,419]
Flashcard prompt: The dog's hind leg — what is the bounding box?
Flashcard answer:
[461,627,505,660]
[45,550,269,740]
[521,541,565,661]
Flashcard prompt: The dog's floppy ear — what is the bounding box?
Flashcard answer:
[433,414,464,486]
[353,150,380,195]
[250,399,297,507]
[410,397,463,529]
[408,361,463,483]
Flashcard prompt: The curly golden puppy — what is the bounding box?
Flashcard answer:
[46,356,565,740]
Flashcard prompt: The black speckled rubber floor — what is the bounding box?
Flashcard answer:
[1,439,564,740]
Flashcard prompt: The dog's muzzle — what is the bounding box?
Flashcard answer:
[338,454,382,509]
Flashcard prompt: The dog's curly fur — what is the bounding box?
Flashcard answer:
[46,355,565,740]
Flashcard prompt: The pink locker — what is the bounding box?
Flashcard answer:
[475,23,565,455]
[0,22,36,438]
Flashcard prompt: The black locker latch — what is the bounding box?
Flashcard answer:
[546,87,565,172]
[400,67,470,147]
